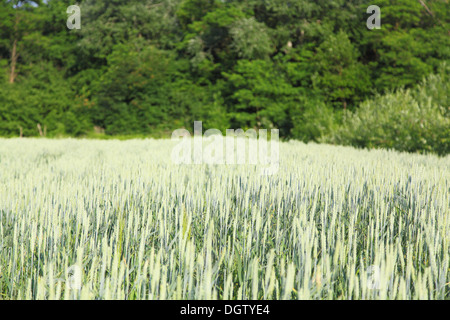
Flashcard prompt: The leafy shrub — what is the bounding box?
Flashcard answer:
[0,62,91,137]
[328,64,449,156]
[290,98,339,143]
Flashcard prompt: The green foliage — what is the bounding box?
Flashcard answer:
[360,0,450,92]
[313,31,372,109]
[0,62,90,137]
[329,64,450,156]
[92,43,177,134]
[230,17,273,60]
[90,40,228,135]
[0,0,448,155]
[223,59,299,135]
[290,98,339,143]
[79,0,182,61]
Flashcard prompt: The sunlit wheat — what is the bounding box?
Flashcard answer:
[0,138,448,300]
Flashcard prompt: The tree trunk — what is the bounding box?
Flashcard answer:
[9,13,20,84]
[9,39,17,83]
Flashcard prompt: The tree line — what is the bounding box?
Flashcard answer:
[0,0,448,154]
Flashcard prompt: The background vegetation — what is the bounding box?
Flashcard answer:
[0,0,449,154]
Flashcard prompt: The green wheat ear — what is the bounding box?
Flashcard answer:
[182,206,191,241]
[117,209,126,259]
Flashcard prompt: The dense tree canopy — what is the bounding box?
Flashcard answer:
[0,0,448,153]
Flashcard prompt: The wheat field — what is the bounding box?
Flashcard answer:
[0,138,448,300]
